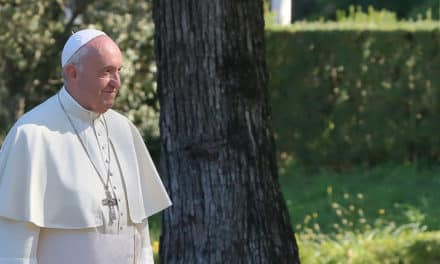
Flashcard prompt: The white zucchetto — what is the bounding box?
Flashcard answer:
[61,29,106,67]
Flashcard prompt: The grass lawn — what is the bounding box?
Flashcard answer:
[149,163,440,262]
[280,164,440,234]
[149,166,440,255]
[150,164,440,237]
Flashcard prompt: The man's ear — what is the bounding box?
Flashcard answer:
[64,64,78,80]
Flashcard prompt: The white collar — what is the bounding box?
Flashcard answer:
[59,86,101,122]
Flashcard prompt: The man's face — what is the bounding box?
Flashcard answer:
[75,36,123,113]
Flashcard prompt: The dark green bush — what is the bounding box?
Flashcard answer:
[267,24,440,169]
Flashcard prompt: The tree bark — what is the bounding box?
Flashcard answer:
[153,0,300,263]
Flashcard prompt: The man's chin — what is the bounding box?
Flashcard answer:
[97,102,114,113]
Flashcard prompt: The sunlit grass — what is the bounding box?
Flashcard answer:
[280,163,440,263]
[149,164,440,262]
[280,163,440,233]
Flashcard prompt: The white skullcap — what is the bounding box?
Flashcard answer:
[61,29,107,67]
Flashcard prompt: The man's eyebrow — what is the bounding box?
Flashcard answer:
[102,65,122,69]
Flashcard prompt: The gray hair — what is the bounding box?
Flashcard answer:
[62,45,92,85]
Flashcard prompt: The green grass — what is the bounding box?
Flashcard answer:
[149,164,440,262]
[150,165,440,235]
[298,229,440,264]
[148,214,162,243]
[279,163,440,263]
[280,163,440,234]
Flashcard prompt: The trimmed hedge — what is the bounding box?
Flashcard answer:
[266,24,440,168]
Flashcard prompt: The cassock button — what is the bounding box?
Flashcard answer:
[113,186,117,190]
[120,226,123,230]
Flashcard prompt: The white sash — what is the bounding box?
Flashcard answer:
[37,227,141,264]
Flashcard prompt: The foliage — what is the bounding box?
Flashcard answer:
[299,229,440,264]
[409,1,440,21]
[149,163,440,263]
[149,228,440,263]
[267,23,440,168]
[280,164,440,233]
[279,164,440,263]
[0,0,159,154]
[335,5,397,24]
[281,21,440,31]
[297,192,435,263]
[263,0,276,26]
[292,0,439,21]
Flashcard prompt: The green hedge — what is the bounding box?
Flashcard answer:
[266,24,440,168]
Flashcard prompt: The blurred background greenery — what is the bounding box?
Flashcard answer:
[289,0,440,21]
[0,0,160,157]
[2,0,440,262]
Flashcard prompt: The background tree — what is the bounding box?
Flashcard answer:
[153,0,299,263]
[0,0,160,155]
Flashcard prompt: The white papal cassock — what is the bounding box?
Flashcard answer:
[0,87,172,263]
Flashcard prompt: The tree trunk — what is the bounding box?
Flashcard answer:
[153,0,300,263]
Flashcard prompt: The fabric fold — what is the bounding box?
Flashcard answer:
[0,92,171,228]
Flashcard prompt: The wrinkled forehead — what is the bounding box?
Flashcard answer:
[81,37,123,67]
[86,36,121,54]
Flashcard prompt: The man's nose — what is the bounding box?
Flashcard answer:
[110,73,121,88]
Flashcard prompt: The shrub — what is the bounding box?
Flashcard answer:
[266,22,440,168]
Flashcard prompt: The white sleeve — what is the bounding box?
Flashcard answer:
[136,219,154,264]
[0,217,40,264]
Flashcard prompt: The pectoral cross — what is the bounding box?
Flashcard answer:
[102,189,118,222]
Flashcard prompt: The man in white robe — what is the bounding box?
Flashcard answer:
[0,29,172,263]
